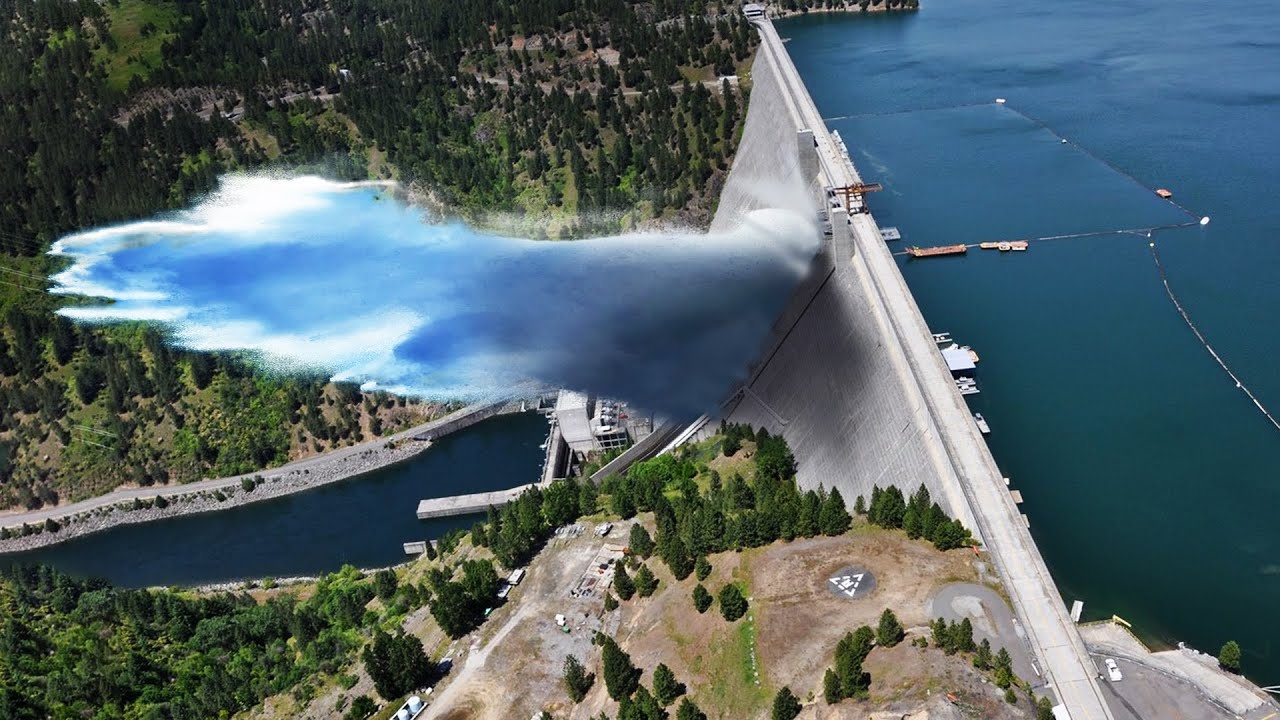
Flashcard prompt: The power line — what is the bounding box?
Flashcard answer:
[0,265,48,282]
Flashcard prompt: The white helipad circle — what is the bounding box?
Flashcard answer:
[827,565,876,600]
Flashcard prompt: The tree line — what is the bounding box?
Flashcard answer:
[0,563,419,719]
[0,0,773,511]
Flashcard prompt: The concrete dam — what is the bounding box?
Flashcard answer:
[707,16,1117,720]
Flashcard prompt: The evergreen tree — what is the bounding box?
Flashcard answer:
[612,482,637,519]
[974,638,994,670]
[718,583,748,621]
[661,534,695,580]
[362,630,433,700]
[676,698,707,720]
[1219,640,1242,673]
[652,663,685,706]
[563,654,595,702]
[629,524,655,557]
[694,556,711,581]
[822,668,841,704]
[692,584,712,613]
[634,564,658,598]
[770,686,802,720]
[819,487,852,535]
[600,637,639,701]
[613,560,635,600]
[950,617,975,653]
[373,569,398,601]
[876,608,904,647]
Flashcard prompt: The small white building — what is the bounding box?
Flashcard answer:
[940,346,976,377]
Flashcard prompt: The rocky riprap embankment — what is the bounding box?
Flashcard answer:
[0,439,431,554]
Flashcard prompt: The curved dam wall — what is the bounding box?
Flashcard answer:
[711,19,1117,720]
[711,40,977,532]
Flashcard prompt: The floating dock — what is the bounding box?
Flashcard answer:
[880,226,901,241]
[906,244,967,258]
[974,413,991,434]
[979,240,1029,252]
[416,485,538,519]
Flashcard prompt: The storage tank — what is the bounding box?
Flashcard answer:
[408,696,424,714]
[396,708,410,720]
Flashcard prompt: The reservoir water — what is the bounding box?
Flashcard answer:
[2,411,548,588]
[781,0,1280,683]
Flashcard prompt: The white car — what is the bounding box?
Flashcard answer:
[1104,658,1123,682]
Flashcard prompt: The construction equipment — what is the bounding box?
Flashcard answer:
[831,182,883,213]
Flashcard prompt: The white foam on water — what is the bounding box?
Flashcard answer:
[48,173,820,414]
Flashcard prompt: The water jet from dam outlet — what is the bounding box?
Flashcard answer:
[49,173,820,416]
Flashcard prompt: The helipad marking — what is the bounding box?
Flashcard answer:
[828,572,865,597]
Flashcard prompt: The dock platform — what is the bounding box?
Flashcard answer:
[416,485,538,519]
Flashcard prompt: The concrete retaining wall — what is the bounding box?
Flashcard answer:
[411,401,512,441]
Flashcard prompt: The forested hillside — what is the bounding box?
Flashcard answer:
[0,0,771,511]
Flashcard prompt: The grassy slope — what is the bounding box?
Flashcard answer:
[96,0,180,92]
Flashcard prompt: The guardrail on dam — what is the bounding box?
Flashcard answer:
[711,16,1117,720]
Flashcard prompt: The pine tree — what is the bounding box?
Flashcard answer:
[634,564,658,598]
[694,556,711,581]
[676,698,707,720]
[951,617,975,653]
[600,637,639,701]
[974,638,994,670]
[692,584,712,613]
[652,663,685,706]
[718,583,748,621]
[771,686,802,720]
[563,654,595,702]
[613,560,635,600]
[876,608,904,647]
[819,487,852,535]
[629,524,655,557]
[823,668,842,703]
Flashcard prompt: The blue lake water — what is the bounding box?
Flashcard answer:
[2,411,549,587]
[781,0,1280,683]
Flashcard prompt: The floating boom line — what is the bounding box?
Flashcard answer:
[1149,240,1280,434]
[999,101,1203,221]
[822,100,994,121]
[890,221,1198,256]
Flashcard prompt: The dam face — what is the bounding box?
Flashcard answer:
[713,43,976,530]
[710,18,1116,719]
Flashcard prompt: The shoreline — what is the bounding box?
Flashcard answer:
[0,401,518,554]
[771,2,920,20]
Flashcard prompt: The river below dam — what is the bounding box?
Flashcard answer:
[781,0,1280,683]
[1,411,549,588]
